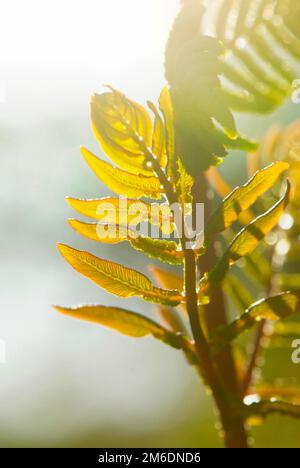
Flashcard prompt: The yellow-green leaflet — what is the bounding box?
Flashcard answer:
[54,304,182,349]
[81,147,162,199]
[201,182,291,296]
[205,162,289,241]
[57,244,182,306]
[212,290,300,350]
[68,219,183,265]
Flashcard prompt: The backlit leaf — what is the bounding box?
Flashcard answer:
[54,304,181,348]
[155,305,187,335]
[158,86,175,178]
[202,182,291,294]
[90,87,153,175]
[67,196,150,223]
[150,264,187,334]
[245,291,300,321]
[149,264,183,292]
[147,100,167,169]
[227,182,291,261]
[66,196,174,235]
[176,159,194,206]
[205,162,289,241]
[68,219,183,265]
[213,291,300,349]
[81,147,161,199]
[149,265,186,317]
[57,244,182,306]
[130,237,182,265]
[69,219,129,244]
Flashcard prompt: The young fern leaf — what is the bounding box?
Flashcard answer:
[205,162,289,243]
[176,159,194,206]
[54,305,183,349]
[66,197,174,235]
[205,167,254,227]
[149,265,183,292]
[57,244,183,306]
[68,219,183,265]
[201,181,291,296]
[226,182,291,259]
[81,147,162,199]
[158,86,175,179]
[212,290,300,350]
[90,87,153,176]
[147,100,167,169]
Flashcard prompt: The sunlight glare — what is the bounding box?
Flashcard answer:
[1,0,178,70]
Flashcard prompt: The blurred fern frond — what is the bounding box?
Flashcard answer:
[166,0,300,175]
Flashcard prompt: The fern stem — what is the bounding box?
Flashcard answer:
[193,175,250,447]
[133,139,249,447]
[184,247,249,448]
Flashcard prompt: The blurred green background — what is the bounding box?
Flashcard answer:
[0,0,299,448]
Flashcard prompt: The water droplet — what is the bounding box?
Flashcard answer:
[243,394,261,406]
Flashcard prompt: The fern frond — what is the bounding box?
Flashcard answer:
[206,0,300,113]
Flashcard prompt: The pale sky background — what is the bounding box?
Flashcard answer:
[0,0,179,114]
